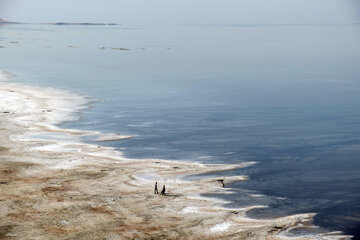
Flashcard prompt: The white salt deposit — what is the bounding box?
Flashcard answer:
[181,206,199,214]
[95,133,134,142]
[30,143,81,153]
[210,222,231,232]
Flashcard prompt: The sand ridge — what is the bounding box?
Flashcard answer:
[0,71,352,239]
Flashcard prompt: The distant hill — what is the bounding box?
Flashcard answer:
[50,22,119,26]
[0,18,118,25]
[0,18,19,24]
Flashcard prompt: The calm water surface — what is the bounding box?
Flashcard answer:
[1,23,360,238]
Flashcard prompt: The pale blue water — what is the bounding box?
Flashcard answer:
[1,23,360,238]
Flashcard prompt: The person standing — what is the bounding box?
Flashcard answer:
[161,185,166,195]
[154,182,159,194]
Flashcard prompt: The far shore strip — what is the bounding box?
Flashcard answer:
[0,70,351,240]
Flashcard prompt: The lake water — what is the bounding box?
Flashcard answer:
[1,23,360,238]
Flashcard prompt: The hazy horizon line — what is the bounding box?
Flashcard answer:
[2,16,360,27]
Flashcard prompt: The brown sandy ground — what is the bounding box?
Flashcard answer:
[0,143,298,239]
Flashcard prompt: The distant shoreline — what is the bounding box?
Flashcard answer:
[0,18,119,26]
[0,18,21,24]
[47,22,119,26]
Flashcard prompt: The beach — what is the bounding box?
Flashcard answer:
[0,70,352,240]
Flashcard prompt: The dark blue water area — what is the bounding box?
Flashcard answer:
[71,76,360,237]
[89,101,360,237]
[1,24,360,238]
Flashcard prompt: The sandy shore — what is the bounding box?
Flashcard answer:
[0,71,352,239]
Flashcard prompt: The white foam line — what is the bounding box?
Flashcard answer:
[95,133,134,142]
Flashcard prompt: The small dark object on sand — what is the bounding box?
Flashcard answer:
[161,185,166,195]
[154,182,159,194]
[217,179,225,188]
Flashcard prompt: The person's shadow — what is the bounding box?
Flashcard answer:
[163,193,181,197]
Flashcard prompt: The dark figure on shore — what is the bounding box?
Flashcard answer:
[220,180,225,188]
[154,182,159,194]
[161,185,166,195]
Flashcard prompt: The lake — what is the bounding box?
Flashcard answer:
[1,23,360,238]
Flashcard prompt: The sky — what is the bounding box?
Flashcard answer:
[0,0,359,25]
